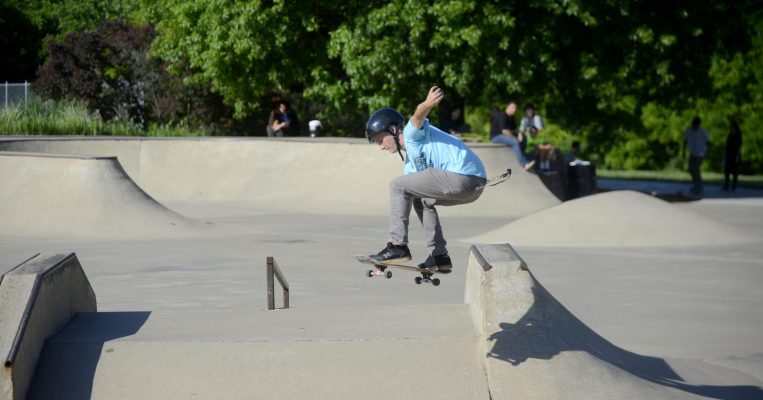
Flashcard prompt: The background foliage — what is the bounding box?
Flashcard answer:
[2,0,761,173]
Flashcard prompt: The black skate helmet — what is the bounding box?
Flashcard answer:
[366,107,406,161]
[366,107,405,142]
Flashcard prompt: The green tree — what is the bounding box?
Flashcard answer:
[14,0,760,168]
[3,0,142,81]
[149,0,373,119]
[7,0,141,36]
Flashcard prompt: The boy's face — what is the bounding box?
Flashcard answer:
[505,103,517,116]
[372,131,404,153]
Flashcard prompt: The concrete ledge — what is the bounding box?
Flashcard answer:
[0,253,96,400]
[0,151,115,160]
[465,244,527,335]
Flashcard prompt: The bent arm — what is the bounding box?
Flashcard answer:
[409,86,444,130]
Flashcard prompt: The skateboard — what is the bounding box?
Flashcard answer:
[356,255,450,286]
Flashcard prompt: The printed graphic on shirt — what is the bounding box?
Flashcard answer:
[414,152,434,171]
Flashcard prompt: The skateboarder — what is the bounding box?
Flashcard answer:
[365,86,487,271]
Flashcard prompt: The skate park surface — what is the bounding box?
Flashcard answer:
[1,136,762,399]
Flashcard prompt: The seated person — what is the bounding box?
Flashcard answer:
[564,140,591,166]
[524,126,556,172]
[267,101,300,137]
[519,103,544,137]
[490,101,533,170]
[439,104,470,138]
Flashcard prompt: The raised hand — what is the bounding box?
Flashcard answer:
[410,86,445,129]
[424,86,444,109]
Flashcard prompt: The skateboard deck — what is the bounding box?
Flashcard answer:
[356,255,450,286]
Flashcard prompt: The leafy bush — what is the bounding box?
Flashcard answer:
[33,20,156,128]
[32,19,236,134]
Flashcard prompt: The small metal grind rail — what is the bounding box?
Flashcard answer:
[266,256,289,310]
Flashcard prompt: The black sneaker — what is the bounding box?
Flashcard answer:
[418,254,453,272]
[370,242,412,263]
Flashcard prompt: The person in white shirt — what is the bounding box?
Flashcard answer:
[519,103,544,139]
[684,116,711,195]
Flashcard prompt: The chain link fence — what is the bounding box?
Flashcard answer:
[2,82,32,107]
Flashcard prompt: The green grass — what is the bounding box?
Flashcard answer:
[1,99,131,135]
[597,169,763,189]
[0,98,204,137]
[145,123,204,137]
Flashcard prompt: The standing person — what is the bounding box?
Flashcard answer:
[684,116,711,195]
[365,86,487,271]
[490,101,533,170]
[723,119,743,191]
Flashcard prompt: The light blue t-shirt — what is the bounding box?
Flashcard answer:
[402,118,487,179]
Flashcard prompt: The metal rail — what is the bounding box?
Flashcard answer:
[266,257,289,310]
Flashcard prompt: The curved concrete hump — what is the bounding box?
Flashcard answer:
[0,152,197,238]
[465,244,759,399]
[0,138,559,218]
[466,190,753,247]
[452,144,560,218]
[0,253,96,400]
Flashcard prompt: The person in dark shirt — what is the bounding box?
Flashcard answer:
[723,119,743,191]
[438,99,470,138]
[490,101,532,170]
[267,101,300,137]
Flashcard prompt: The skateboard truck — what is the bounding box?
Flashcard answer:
[367,265,393,279]
[414,271,440,286]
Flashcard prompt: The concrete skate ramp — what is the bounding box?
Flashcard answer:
[466,190,752,247]
[0,152,197,239]
[0,137,559,217]
[467,244,763,399]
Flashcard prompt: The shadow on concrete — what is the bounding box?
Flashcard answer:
[597,179,763,201]
[486,286,763,400]
[28,312,151,400]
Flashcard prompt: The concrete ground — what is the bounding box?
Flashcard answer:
[1,137,762,398]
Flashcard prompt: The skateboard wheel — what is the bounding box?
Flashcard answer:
[385,271,392,279]
[367,270,374,278]
[415,277,422,284]
[432,278,440,286]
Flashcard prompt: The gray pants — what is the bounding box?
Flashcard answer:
[388,169,486,257]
